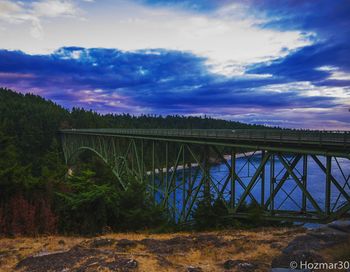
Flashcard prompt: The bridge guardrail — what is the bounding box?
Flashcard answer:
[60,128,350,146]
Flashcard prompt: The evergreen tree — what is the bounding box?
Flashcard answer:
[0,87,270,235]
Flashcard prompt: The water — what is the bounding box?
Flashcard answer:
[154,154,350,219]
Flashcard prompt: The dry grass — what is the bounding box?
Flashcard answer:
[0,227,306,272]
[0,235,85,271]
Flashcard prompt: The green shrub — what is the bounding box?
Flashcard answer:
[192,197,231,230]
[56,169,166,235]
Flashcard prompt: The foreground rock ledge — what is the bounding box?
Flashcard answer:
[0,223,349,272]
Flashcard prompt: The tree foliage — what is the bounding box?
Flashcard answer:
[0,87,268,235]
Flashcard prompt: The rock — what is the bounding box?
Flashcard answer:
[124,259,138,269]
[271,268,310,272]
[90,238,115,248]
[15,245,102,272]
[280,227,347,255]
[58,239,66,246]
[272,250,324,269]
[311,225,349,240]
[222,259,257,271]
[328,220,350,233]
[238,262,257,271]
[270,242,283,249]
[281,235,322,254]
[141,234,227,255]
[116,239,138,251]
[76,256,138,271]
[273,222,350,271]
[186,266,203,272]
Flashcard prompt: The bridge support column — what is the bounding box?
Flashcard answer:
[325,156,332,216]
[302,154,308,212]
[230,149,236,210]
[261,150,266,207]
[270,153,275,214]
[203,145,211,205]
[141,139,144,183]
[152,140,155,202]
[165,142,169,211]
[182,145,186,222]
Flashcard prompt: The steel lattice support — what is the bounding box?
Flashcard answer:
[60,130,350,224]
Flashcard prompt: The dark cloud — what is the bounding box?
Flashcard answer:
[1,0,349,128]
[247,43,350,82]
[0,47,338,115]
[251,0,350,36]
[247,0,350,86]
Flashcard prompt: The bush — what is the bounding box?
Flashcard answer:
[55,170,118,234]
[56,170,166,235]
[192,197,230,230]
[116,180,166,231]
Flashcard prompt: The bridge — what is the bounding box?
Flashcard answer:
[59,129,350,223]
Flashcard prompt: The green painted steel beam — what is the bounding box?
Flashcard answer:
[278,154,323,214]
[59,130,350,157]
[234,152,271,212]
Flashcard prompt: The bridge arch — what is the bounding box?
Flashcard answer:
[64,145,129,189]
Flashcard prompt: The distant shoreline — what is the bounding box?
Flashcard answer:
[146,151,262,175]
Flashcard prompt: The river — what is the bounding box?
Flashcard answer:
[157,154,350,218]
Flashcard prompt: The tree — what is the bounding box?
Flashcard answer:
[192,196,230,230]
[55,170,120,234]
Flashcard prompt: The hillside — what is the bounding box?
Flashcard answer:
[0,87,266,236]
[0,87,263,170]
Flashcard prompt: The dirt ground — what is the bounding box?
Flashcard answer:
[2,225,350,272]
[0,227,308,272]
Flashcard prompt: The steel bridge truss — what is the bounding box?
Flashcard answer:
[61,132,350,223]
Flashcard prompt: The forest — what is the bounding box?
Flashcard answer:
[0,87,267,235]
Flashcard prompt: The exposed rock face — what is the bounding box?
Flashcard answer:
[16,246,104,272]
[186,266,203,272]
[223,259,259,271]
[5,226,340,271]
[8,222,350,272]
[271,220,350,271]
[90,238,116,248]
[116,239,138,251]
[140,234,228,255]
[271,269,309,272]
[16,245,138,272]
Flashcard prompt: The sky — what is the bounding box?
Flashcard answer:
[0,0,349,129]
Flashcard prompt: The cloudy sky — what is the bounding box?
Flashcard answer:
[0,0,349,129]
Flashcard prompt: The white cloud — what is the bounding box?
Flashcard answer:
[316,66,336,72]
[329,70,350,81]
[0,1,32,23]
[256,81,350,100]
[32,0,78,18]
[316,66,350,81]
[0,0,80,39]
[0,0,312,75]
[0,0,43,37]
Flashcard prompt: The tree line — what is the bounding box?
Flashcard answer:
[0,88,268,235]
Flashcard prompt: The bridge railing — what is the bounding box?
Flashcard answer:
[60,128,350,146]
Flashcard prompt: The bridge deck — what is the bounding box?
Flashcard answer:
[60,129,350,156]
